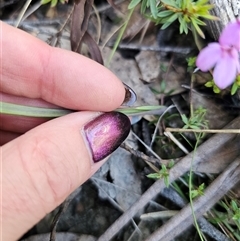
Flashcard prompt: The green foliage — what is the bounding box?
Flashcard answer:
[231,75,240,95]
[231,201,240,226]
[117,105,166,115]
[0,102,72,117]
[128,0,142,9]
[150,80,175,96]
[205,80,221,93]
[41,0,67,7]
[147,161,174,187]
[221,200,240,230]
[206,75,240,95]
[213,85,221,93]
[237,75,240,85]
[190,183,205,198]
[128,0,217,38]
[181,107,208,130]
[204,72,240,95]
[186,56,196,72]
[204,80,214,88]
[231,201,240,223]
[107,7,135,65]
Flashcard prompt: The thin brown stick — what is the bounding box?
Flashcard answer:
[121,143,162,172]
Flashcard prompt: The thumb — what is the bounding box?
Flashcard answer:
[2,111,130,241]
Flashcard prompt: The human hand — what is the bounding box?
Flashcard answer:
[1,21,131,241]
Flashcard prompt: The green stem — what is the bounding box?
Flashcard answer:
[0,102,73,117]
[189,134,205,241]
[190,73,195,118]
[0,101,167,118]
[106,7,135,66]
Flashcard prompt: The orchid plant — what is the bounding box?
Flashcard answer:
[196,19,240,94]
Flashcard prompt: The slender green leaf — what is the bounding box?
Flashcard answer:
[157,10,174,18]
[231,200,238,211]
[179,21,184,34]
[107,8,135,65]
[161,164,167,171]
[160,80,166,92]
[41,0,51,4]
[192,17,206,26]
[181,114,189,125]
[141,0,148,13]
[51,0,58,7]
[197,0,210,5]
[179,15,185,34]
[161,20,173,29]
[128,0,141,9]
[161,0,179,8]
[191,19,205,38]
[150,0,158,18]
[161,12,179,29]
[182,0,188,9]
[231,82,239,95]
[198,13,218,21]
[189,125,201,129]
[164,176,169,187]
[117,105,165,115]
[0,102,72,117]
[147,173,161,179]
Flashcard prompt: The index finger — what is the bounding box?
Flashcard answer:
[1,21,126,111]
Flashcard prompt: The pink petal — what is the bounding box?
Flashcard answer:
[196,43,221,71]
[219,21,240,50]
[231,47,240,72]
[213,51,238,89]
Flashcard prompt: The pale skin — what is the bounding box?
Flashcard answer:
[1,21,126,240]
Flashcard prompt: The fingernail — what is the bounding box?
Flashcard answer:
[83,112,131,163]
[122,83,137,106]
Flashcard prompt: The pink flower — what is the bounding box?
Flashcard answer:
[196,43,239,89]
[219,19,240,51]
[196,20,240,89]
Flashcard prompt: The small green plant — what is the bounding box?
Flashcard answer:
[151,64,175,96]
[151,80,175,96]
[186,56,197,72]
[222,200,240,230]
[190,183,205,199]
[181,107,208,131]
[205,74,240,95]
[128,0,217,38]
[205,80,221,94]
[147,160,174,187]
